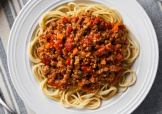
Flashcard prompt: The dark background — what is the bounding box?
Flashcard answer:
[133,0,162,114]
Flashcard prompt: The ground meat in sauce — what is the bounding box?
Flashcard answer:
[37,12,128,93]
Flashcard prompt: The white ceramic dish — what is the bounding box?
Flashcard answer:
[7,0,159,114]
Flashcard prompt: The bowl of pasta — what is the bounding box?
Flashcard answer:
[7,0,158,114]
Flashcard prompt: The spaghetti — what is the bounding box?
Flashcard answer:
[28,2,139,109]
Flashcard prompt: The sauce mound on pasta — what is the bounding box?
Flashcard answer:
[37,12,128,93]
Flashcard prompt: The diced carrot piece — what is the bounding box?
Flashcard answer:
[48,79,54,85]
[101,59,106,65]
[116,53,122,60]
[112,26,118,31]
[112,22,121,32]
[73,48,79,55]
[78,81,83,86]
[116,22,121,27]
[58,34,64,39]
[117,66,121,71]
[45,43,50,49]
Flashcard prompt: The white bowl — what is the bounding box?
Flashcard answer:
[7,0,159,114]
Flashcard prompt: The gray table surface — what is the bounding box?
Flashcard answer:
[0,0,162,114]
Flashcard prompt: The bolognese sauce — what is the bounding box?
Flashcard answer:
[37,12,128,93]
